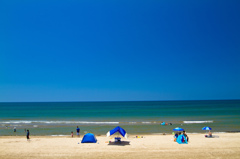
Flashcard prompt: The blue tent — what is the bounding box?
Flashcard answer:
[81,133,97,143]
[176,135,188,144]
[106,126,127,138]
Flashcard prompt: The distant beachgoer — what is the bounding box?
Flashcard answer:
[183,131,189,141]
[76,126,80,137]
[174,133,178,138]
[24,128,26,132]
[14,127,16,132]
[174,132,178,141]
[71,131,73,138]
[26,130,30,140]
[205,131,212,137]
[208,131,212,137]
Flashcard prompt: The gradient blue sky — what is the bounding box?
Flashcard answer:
[1,0,240,102]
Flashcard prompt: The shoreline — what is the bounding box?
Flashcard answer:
[1,131,239,137]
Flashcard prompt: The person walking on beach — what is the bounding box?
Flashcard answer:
[76,126,80,137]
[71,131,73,138]
[26,130,30,140]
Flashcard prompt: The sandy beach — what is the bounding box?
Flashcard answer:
[0,133,240,159]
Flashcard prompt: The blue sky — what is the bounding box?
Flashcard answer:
[0,0,240,102]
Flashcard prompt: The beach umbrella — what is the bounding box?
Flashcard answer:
[173,127,184,131]
[106,126,128,139]
[202,127,212,137]
[202,127,212,131]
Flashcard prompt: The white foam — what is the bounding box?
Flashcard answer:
[142,122,151,124]
[0,121,32,124]
[0,120,119,125]
[38,121,119,124]
[183,120,213,124]
[50,135,69,136]
[129,122,137,124]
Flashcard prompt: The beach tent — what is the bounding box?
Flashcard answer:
[176,135,188,144]
[106,126,128,138]
[81,133,97,143]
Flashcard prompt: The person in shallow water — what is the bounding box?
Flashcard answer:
[76,126,80,137]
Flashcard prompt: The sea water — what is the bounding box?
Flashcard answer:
[0,100,239,136]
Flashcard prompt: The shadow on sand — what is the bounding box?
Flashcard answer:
[205,135,219,138]
[108,141,130,146]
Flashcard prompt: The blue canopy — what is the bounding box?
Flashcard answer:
[106,126,127,138]
[202,127,212,131]
[81,133,97,143]
[173,127,184,131]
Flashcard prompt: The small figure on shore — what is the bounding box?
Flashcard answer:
[208,131,212,137]
[24,128,26,132]
[174,132,178,141]
[183,131,189,141]
[71,131,73,138]
[26,130,30,140]
[76,126,80,137]
[205,131,213,137]
[13,127,16,132]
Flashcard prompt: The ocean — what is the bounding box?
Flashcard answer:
[0,100,240,136]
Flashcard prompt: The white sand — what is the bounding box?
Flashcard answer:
[0,133,240,159]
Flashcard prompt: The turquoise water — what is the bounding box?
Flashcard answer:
[0,100,240,136]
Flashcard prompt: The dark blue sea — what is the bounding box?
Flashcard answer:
[0,100,240,136]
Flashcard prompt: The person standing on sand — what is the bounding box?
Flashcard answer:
[76,126,80,137]
[183,131,189,141]
[26,130,30,140]
[71,131,73,138]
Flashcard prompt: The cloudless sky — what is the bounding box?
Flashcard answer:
[0,0,240,102]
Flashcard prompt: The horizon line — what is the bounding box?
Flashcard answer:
[0,99,240,103]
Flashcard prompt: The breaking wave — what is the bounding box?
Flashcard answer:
[0,120,162,125]
[0,120,119,125]
[183,120,213,124]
